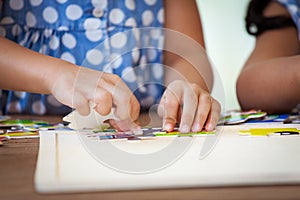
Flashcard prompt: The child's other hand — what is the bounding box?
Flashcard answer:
[158,80,220,133]
[49,65,141,132]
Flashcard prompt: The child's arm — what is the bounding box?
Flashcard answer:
[160,0,221,132]
[0,37,140,130]
[236,1,300,114]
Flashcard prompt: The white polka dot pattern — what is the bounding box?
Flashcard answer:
[0,0,165,114]
[142,10,153,26]
[62,33,77,49]
[125,18,137,27]
[14,91,26,99]
[139,55,147,66]
[61,52,76,64]
[57,26,69,31]
[150,29,161,39]
[144,0,157,6]
[43,7,58,24]
[109,9,125,24]
[7,101,21,113]
[43,29,53,37]
[56,0,68,4]
[32,101,46,115]
[122,67,137,82]
[12,24,22,36]
[110,32,127,48]
[157,8,164,24]
[147,48,157,61]
[26,12,37,27]
[85,29,103,42]
[110,53,123,69]
[66,4,83,21]
[86,49,104,65]
[289,4,298,14]
[1,17,14,24]
[125,0,135,10]
[131,48,140,63]
[30,0,43,7]
[84,18,101,30]
[10,0,24,11]
[92,0,108,9]
[151,63,163,79]
[49,35,59,50]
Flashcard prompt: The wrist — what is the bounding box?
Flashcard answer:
[43,58,79,95]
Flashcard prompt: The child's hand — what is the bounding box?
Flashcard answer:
[158,80,220,133]
[49,64,141,132]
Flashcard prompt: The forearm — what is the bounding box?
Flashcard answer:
[0,37,78,94]
[164,51,212,92]
[237,56,300,113]
[163,0,213,91]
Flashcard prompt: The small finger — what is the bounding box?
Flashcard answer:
[191,92,211,132]
[179,84,198,133]
[162,86,182,132]
[204,98,221,131]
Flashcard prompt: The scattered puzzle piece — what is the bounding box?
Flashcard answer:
[220,110,267,125]
[63,103,116,130]
[239,128,300,136]
[81,127,216,141]
[0,115,10,122]
[0,117,66,140]
[1,131,39,139]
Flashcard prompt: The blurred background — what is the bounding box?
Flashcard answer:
[196,0,255,111]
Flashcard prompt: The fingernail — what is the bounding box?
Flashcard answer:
[206,123,214,132]
[180,124,190,133]
[192,124,201,132]
[163,122,173,132]
[132,126,143,136]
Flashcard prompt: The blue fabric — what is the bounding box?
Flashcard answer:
[277,0,300,40]
[0,0,165,115]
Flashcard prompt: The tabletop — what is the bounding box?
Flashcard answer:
[1,114,300,200]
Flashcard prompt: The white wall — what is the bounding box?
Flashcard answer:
[196,0,255,111]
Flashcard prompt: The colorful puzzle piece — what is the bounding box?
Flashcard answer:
[153,131,215,137]
[220,110,267,125]
[0,131,39,139]
[247,114,289,123]
[0,135,8,145]
[82,127,216,141]
[0,115,10,122]
[0,117,67,139]
[284,115,300,124]
[239,128,300,136]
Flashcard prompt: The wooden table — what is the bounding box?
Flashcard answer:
[1,115,300,200]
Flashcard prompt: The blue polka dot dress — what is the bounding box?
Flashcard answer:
[277,0,300,40]
[0,0,165,115]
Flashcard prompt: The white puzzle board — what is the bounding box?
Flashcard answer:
[35,123,300,193]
